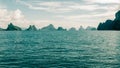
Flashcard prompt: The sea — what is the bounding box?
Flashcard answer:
[0,31,120,68]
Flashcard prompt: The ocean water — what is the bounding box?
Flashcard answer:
[0,31,120,68]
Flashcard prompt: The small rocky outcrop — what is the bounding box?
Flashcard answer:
[57,27,67,31]
[6,23,22,31]
[86,26,96,30]
[69,27,76,31]
[41,24,56,31]
[79,26,84,31]
[26,25,37,31]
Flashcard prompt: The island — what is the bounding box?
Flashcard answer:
[97,10,120,30]
[6,23,22,31]
[57,27,67,31]
[40,24,56,31]
[26,25,37,31]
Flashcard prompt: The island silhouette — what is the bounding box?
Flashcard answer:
[0,23,96,31]
[97,10,120,30]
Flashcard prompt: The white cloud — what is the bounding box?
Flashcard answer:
[0,8,93,29]
[61,11,115,19]
[17,0,75,12]
[38,2,62,7]
[12,9,24,20]
[0,9,28,28]
[0,8,74,29]
[85,0,120,4]
[0,9,24,21]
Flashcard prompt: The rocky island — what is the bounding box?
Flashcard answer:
[26,25,37,31]
[57,27,67,31]
[0,23,96,31]
[6,23,22,31]
[97,10,120,30]
[69,27,77,31]
[40,24,56,31]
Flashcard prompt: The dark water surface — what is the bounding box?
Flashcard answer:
[0,31,120,68]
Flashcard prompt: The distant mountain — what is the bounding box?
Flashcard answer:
[6,23,22,31]
[79,26,85,31]
[69,27,77,31]
[97,10,120,30]
[57,27,67,31]
[41,24,56,31]
[86,26,96,30]
[26,25,37,31]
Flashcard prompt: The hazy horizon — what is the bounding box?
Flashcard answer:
[0,0,120,29]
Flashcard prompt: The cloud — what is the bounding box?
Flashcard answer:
[38,2,62,7]
[0,9,24,21]
[84,0,120,4]
[57,11,116,20]
[17,0,75,12]
[0,8,71,29]
[17,0,116,13]
[0,8,91,29]
[12,9,24,20]
[0,8,28,28]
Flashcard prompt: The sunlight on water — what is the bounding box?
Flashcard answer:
[0,31,120,68]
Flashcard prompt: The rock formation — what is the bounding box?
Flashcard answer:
[79,26,84,31]
[97,20,114,30]
[86,26,96,30]
[41,24,56,31]
[26,25,37,31]
[57,27,67,31]
[69,27,76,31]
[97,10,120,30]
[6,23,22,31]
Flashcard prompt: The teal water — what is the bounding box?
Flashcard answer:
[0,31,120,68]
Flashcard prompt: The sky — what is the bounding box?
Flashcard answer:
[0,0,120,29]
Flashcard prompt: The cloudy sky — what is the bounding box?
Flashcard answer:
[0,0,120,29]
